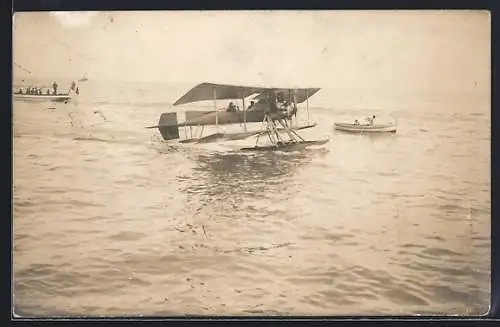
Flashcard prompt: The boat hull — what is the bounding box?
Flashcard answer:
[13,94,71,103]
[334,122,397,133]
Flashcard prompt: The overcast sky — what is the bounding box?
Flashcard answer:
[12,10,490,93]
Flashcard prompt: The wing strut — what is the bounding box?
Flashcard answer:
[242,95,247,131]
[213,87,218,128]
[306,89,310,125]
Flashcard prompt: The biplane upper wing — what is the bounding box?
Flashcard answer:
[251,88,321,104]
[173,83,321,106]
[173,83,261,106]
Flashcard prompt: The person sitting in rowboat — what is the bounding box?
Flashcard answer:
[365,115,376,126]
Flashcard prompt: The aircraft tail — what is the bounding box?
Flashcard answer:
[158,112,180,140]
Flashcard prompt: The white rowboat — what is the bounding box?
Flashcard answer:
[334,122,397,133]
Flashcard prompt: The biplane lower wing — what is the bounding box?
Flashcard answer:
[146,110,292,141]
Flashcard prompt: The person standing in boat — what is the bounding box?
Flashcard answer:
[52,81,58,95]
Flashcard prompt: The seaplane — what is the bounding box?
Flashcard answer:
[147,82,329,151]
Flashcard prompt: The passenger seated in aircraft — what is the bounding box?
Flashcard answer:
[249,99,268,111]
[277,92,285,103]
[46,89,50,95]
[247,101,255,110]
[280,101,291,112]
[354,119,360,126]
[226,102,237,112]
[268,93,278,113]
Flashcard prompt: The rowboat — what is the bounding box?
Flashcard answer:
[13,93,71,103]
[334,122,397,133]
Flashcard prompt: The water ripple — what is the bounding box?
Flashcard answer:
[12,84,490,317]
